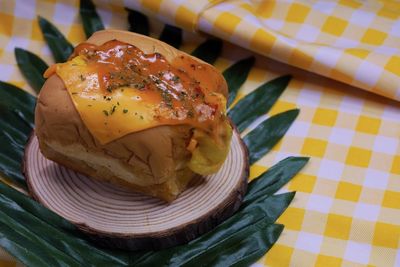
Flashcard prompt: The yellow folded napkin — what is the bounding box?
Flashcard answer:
[129,0,400,101]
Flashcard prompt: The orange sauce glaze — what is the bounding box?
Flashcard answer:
[69,40,227,142]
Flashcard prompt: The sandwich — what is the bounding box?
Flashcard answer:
[35,30,232,202]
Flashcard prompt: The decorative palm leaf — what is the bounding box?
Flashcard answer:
[0,82,35,189]
[0,184,130,266]
[133,191,297,266]
[223,56,255,107]
[245,109,300,164]
[0,3,310,266]
[38,16,74,63]
[80,0,105,38]
[243,157,309,205]
[14,48,48,93]
[176,223,283,267]
[229,75,291,132]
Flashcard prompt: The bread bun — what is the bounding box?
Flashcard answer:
[35,30,230,202]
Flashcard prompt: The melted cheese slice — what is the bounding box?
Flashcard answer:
[55,56,213,144]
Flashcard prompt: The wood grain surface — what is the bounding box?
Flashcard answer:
[24,130,249,250]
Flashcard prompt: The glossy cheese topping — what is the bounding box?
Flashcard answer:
[48,40,228,145]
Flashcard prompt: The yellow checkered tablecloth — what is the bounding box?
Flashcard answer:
[0,0,400,266]
[133,0,400,101]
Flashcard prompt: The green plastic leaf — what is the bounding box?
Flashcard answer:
[0,81,36,118]
[0,183,135,264]
[38,16,74,62]
[182,222,283,267]
[14,48,48,93]
[80,0,105,38]
[0,144,21,167]
[229,75,291,132]
[159,24,182,48]
[224,56,255,107]
[0,190,129,266]
[0,134,26,188]
[191,39,222,65]
[0,110,32,141]
[240,192,296,218]
[0,184,75,233]
[127,8,149,36]
[0,118,29,146]
[245,109,300,164]
[0,82,35,187]
[244,157,309,205]
[0,112,32,135]
[0,184,134,265]
[0,210,81,267]
[134,192,295,266]
[0,185,136,266]
[0,109,33,188]
[133,212,265,266]
[229,225,283,267]
[0,121,27,158]
[13,109,35,129]
[0,222,53,267]
[0,156,25,188]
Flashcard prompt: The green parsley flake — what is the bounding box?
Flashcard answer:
[110,105,117,115]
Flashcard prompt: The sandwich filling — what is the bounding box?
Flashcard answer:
[44,40,232,175]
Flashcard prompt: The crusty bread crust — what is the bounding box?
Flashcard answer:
[35,30,228,202]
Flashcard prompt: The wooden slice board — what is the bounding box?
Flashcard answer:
[23,130,249,250]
